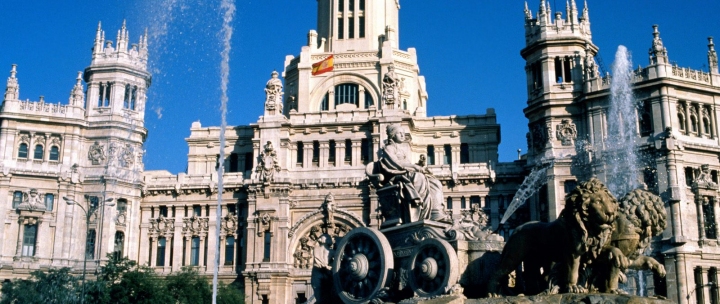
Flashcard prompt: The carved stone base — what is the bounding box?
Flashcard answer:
[398,294,673,304]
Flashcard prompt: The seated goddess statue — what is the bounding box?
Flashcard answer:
[377,124,449,222]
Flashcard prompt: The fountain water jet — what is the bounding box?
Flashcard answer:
[603,45,641,197]
[212,1,236,303]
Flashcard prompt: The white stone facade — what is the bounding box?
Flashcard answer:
[2,1,718,304]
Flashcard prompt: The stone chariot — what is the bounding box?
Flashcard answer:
[329,125,503,304]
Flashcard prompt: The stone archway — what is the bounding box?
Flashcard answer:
[287,208,365,269]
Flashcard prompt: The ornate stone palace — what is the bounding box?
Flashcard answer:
[0,1,719,304]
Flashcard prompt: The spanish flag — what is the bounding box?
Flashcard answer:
[312,55,334,76]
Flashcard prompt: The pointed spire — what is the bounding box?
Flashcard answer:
[538,0,547,25]
[708,37,718,73]
[69,71,85,106]
[568,0,579,24]
[546,0,552,23]
[524,1,532,20]
[4,64,19,101]
[582,0,590,22]
[93,21,105,55]
[649,25,668,65]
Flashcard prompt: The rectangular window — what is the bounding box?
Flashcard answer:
[685,167,695,187]
[244,152,254,172]
[470,196,481,208]
[427,145,435,165]
[88,196,99,213]
[13,191,22,209]
[446,197,453,210]
[345,139,352,162]
[328,140,336,163]
[338,18,344,39]
[338,0,344,11]
[359,16,365,38]
[193,205,202,217]
[564,180,578,194]
[190,237,200,266]
[49,146,59,161]
[361,139,369,162]
[349,17,355,38]
[349,0,354,10]
[98,84,104,107]
[297,142,304,165]
[696,267,706,304]
[45,193,54,211]
[225,236,235,265]
[563,57,572,83]
[709,267,719,304]
[228,204,236,215]
[157,237,166,266]
[443,145,452,165]
[86,229,96,259]
[703,198,717,239]
[460,143,470,164]
[263,232,272,262]
[312,141,320,165]
[229,153,239,173]
[159,206,168,218]
[22,224,37,257]
[117,199,127,214]
[461,197,467,209]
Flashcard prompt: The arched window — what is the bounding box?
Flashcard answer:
[33,145,44,160]
[678,113,686,132]
[49,146,60,161]
[320,92,329,111]
[703,117,711,134]
[691,115,699,133]
[335,84,359,106]
[365,91,374,108]
[446,197,453,210]
[18,143,28,158]
[45,193,54,211]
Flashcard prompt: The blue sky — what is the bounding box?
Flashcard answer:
[1,1,719,174]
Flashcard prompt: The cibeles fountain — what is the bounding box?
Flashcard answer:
[302,46,674,304]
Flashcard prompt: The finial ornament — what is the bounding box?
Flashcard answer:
[709,36,718,73]
[264,70,284,115]
[649,24,669,65]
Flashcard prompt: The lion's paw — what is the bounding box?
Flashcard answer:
[564,284,587,294]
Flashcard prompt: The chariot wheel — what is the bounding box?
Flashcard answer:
[408,238,459,298]
[332,227,394,304]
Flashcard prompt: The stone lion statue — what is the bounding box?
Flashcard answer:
[587,188,667,294]
[488,178,618,296]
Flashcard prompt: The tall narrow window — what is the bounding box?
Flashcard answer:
[157,237,166,266]
[704,117,711,135]
[86,229,97,259]
[338,18,344,39]
[312,141,320,165]
[563,56,572,83]
[470,196,481,208]
[159,206,168,218]
[678,113,686,132]
[45,193,54,211]
[124,84,131,109]
[190,237,200,266]
[320,92,329,111]
[443,145,452,165]
[359,16,366,38]
[703,197,717,239]
[244,152,254,172]
[193,205,202,217]
[695,267,706,304]
[228,204,236,215]
[130,86,137,110]
[18,143,28,158]
[685,167,695,187]
[328,140,336,163]
[349,0,354,10]
[49,146,59,161]
[12,191,22,209]
[349,16,355,38]
[345,139,352,162]
[98,83,105,107]
[427,145,435,165]
[446,197,453,210]
[461,197,467,209]
[117,199,127,214]
[225,236,235,265]
[114,231,125,259]
[104,83,111,107]
[710,267,720,304]
[532,61,543,90]
[364,91,373,108]
[263,232,272,262]
[297,142,304,165]
[22,224,37,257]
[33,145,44,160]
[360,139,369,163]
[691,115,699,133]
[460,143,470,164]
[229,153,239,172]
[555,57,563,83]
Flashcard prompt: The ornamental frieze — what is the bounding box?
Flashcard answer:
[148,215,175,236]
[182,215,209,236]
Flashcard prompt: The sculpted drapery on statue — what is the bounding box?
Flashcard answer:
[375,124,449,222]
[264,70,283,113]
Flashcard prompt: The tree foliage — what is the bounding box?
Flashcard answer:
[0,254,245,304]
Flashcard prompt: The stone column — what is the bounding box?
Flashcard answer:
[697,197,706,241]
[15,218,25,257]
[164,236,172,268]
[676,253,689,304]
[335,141,344,167]
[149,236,158,266]
[289,143,298,168]
[319,141,329,168]
[218,235,226,268]
[199,236,206,269]
[303,142,313,169]
[685,102,692,134]
[184,236,191,266]
[710,105,718,138]
[352,140,362,167]
[328,89,335,111]
[359,86,366,109]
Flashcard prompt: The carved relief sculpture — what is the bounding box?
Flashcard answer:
[119,144,135,168]
[321,193,336,230]
[556,119,577,146]
[264,71,283,113]
[149,215,175,236]
[256,141,280,183]
[18,189,47,211]
[531,124,546,151]
[182,215,209,236]
[88,141,105,165]
[309,234,335,304]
